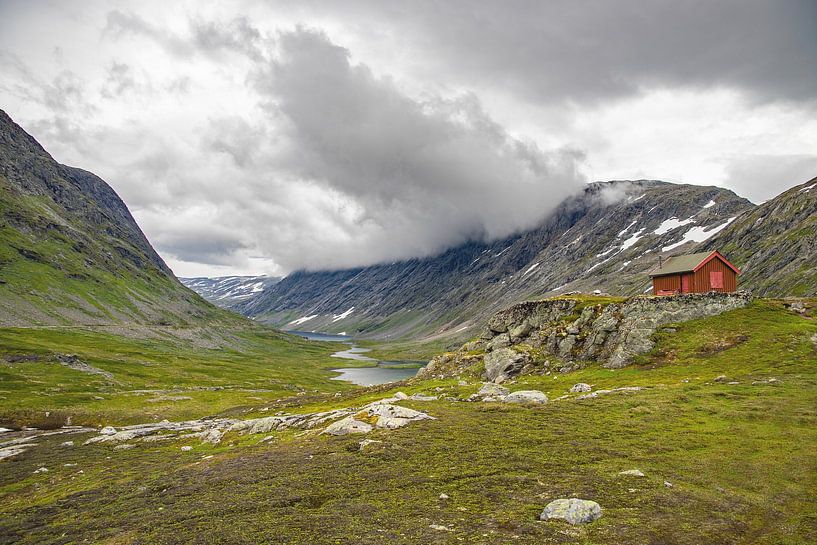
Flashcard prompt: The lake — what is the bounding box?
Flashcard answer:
[287,330,424,386]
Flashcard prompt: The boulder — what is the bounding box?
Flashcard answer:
[619,469,645,477]
[99,426,117,436]
[408,393,438,401]
[322,416,373,436]
[363,403,435,429]
[358,439,382,451]
[477,383,510,398]
[487,333,511,351]
[539,498,602,525]
[483,348,530,382]
[503,390,548,405]
[570,383,591,393]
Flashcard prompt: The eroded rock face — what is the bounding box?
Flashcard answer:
[483,348,531,382]
[479,293,753,376]
[539,498,602,525]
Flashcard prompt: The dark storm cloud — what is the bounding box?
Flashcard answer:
[316,0,817,105]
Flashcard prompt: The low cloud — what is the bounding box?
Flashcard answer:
[240,28,585,270]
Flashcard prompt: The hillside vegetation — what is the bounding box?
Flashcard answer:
[1,299,816,544]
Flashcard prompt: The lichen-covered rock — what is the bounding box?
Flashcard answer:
[322,416,373,436]
[362,403,435,429]
[619,469,645,477]
[477,383,510,398]
[483,347,530,382]
[570,383,591,393]
[539,498,602,525]
[503,390,548,405]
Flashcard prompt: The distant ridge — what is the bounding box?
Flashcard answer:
[232,180,758,339]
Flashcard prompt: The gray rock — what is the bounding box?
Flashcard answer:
[619,469,645,477]
[358,439,382,451]
[503,390,548,405]
[363,403,435,429]
[408,394,438,401]
[322,416,373,436]
[483,347,530,382]
[570,383,591,393]
[539,498,602,524]
[99,426,117,436]
[477,383,510,398]
[180,446,193,451]
[487,333,511,351]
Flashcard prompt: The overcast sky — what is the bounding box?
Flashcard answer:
[1,0,816,277]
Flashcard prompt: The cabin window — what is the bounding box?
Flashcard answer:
[710,271,724,289]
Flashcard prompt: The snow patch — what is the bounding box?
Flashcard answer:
[662,218,736,252]
[620,229,646,251]
[799,183,817,193]
[616,220,638,238]
[522,262,540,276]
[289,314,318,326]
[654,217,694,235]
[493,246,511,257]
[331,307,355,322]
[703,199,717,208]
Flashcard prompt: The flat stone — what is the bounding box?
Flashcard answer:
[503,390,548,405]
[619,469,645,477]
[539,498,602,525]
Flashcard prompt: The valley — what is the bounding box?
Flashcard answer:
[0,110,815,545]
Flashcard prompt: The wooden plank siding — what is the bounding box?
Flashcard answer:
[653,274,681,294]
[692,256,737,292]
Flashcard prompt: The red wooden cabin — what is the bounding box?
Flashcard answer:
[650,250,740,295]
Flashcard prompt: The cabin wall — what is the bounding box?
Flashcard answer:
[653,274,681,294]
[692,257,737,293]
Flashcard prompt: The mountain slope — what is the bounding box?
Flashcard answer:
[238,180,754,339]
[180,275,281,307]
[705,176,817,296]
[0,110,233,326]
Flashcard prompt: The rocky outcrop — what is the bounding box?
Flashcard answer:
[420,292,752,381]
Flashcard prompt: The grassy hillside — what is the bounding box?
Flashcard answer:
[1,299,815,544]
[707,176,817,296]
[0,110,234,326]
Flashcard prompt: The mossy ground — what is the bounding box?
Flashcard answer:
[0,327,351,427]
[1,300,816,544]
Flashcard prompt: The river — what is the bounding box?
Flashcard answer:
[288,331,424,386]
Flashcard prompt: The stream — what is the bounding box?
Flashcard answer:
[288,331,424,386]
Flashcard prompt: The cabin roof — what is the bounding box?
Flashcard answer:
[650,250,740,277]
